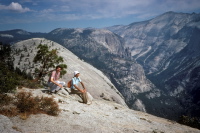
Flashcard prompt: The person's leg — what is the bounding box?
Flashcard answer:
[71,89,81,94]
[58,81,66,86]
[57,88,69,95]
[55,81,66,91]
[48,82,57,93]
[86,92,93,105]
[82,92,87,104]
[71,89,87,103]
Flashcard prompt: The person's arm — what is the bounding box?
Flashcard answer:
[72,78,85,93]
[80,82,86,93]
[50,76,62,88]
[73,84,85,93]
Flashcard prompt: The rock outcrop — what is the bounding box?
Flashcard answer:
[0,88,199,133]
[11,38,126,106]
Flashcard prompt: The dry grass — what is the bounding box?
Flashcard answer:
[0,106,18,117]
[0,91,60,119]
[39,97,60,116]
[12,126,22,132]
[0,94,13,106]
[15,92,38,114]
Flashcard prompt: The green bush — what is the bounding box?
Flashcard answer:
[0,42,40,93]
[0,43,18,93]
[178,115,200,129]
[0,64,19,93]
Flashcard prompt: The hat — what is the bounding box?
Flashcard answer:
[74,71,80,76]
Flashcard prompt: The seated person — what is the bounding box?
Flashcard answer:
[70,71,92,104]
[48,65,66,94]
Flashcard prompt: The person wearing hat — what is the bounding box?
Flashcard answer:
[70,71,88,104]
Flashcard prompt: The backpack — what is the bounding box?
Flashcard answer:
[67,80,72,88]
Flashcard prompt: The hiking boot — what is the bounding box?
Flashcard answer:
[49,91,54,95]
[87,101,92,105]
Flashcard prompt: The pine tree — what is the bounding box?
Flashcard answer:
[0,42,18,93]
[33,44,67,81]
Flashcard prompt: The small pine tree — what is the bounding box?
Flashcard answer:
[33,44,67,81]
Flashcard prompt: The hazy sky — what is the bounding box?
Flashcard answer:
[0,0,200,32]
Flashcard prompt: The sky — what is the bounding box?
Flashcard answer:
[0,0,200,33]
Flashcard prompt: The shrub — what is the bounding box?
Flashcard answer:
[178,115,200,129]
[0,42,18,93]
[0,94,13,106]
[0,65,19,93]
[40,97,60,116]
[0,91,60,119]
[18,79,42,89]
[0,106,18,117]
[15,92,38,114]
[0,94,18,117]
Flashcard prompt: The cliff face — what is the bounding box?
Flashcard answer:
[46,28,125,58]
[107,12,200,119]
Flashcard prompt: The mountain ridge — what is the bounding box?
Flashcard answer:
[106,11,200,119]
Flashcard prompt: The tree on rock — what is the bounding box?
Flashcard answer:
[0,42,18,93]
[33,44,67,82]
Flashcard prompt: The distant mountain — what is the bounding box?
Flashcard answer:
[106,11,200,119]
[0,29,46,44]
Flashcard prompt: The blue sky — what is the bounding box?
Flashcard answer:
[0,0,200,32]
